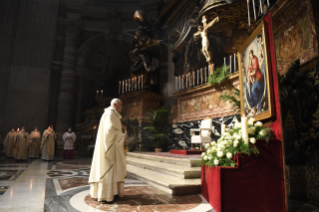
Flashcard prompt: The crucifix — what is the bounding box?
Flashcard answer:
[194,15,219,74]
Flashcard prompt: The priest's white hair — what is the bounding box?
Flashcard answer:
[111,98,120,108]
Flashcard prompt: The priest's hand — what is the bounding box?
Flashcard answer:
[125,134,128,140]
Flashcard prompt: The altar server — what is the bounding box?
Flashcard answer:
[41,125,57,161]
[62,127,76,159]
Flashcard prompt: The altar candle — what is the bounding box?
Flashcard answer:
[192,71,195,86]
[224,57,227,74]
[186,74,188,88]
[259,0,263,15]
[181,75,184,89]
[197,70,199,85]
[252,0,257,22]
[101,90,103,96]
[230,55,232,73]
[96,90,99,97]
[234,53,237,72]
[247,0,251,28]
[241,116,249,144]
[175,77,178,91]
[221,123,226,135]
[189,73,192,86]
[135,77,137,90]
[200,68,203,84]
[138,76,140,90]
[267,0,270,8]
[129,79,132,92]
[204,67,208,82]
[125,80,128,93]
[118,81,121,94]
[141,75,143,89]
[179,76,182,90]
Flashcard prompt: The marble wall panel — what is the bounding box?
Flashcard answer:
[169,115,239,150]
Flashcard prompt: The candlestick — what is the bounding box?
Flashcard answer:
[247,0,251,28]
[129,79,131,92]
[141,75,143,89]
[122,80,125,93]
[137,76,140,90]
[197,70,199,85]
[200,68,203,84]
[101,90,103,97]
[230,55,232,73]
[221,123,226,135]
[259,0,263,16]
[234,53,237,72]
[178,76,181,90]
[241,116,249,144]
[267,0,270,8]
[118,81,121,94]
[224,57,227,74]
[252,0,257,22]
[135,77,137,90]
[96,90,99,97]
[188,73,191,86]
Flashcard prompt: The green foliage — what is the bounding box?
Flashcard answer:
[219,87,240,109]
[207,65,240,110]
[143,107,170,148]
[207,65,230,86]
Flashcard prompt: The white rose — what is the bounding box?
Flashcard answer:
[234,122,242,129]
[201,152,206,157]
[214,159,219,165]
[208,154,213,160]
[205,143,211,148]
[233,141,239,147]
[217,138,222,143]
[218,143,225,150]
[226,152,233,159]
[250,137,256,144]
[235,135,241,140]
[204,155,208,160]
[234,140,239,145]
[211,141,217,146]
[247,127,255,135]
[217,151,224,157]
[248,118,255,125]
[259,129,267,136]
[254,121,263,127]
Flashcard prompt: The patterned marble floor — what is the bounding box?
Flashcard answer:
[0,157,318,212]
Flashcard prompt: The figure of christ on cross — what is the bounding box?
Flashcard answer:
[194,15,220,63]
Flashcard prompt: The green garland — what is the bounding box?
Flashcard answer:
[207,65,230,86]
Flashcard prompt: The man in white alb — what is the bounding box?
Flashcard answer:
[89,98,128,202]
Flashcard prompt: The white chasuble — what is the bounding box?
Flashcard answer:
[89,107,126,202]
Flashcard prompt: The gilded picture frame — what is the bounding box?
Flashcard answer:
[237,21,274,121]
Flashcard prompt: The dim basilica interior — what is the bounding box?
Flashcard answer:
[0,0,319,211]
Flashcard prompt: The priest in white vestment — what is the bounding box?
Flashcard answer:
[62,127,76,159]
[89,98,128,202]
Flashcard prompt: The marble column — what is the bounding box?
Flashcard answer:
[56,19,81,138]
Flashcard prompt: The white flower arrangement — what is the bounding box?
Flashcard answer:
[201,118,272,167]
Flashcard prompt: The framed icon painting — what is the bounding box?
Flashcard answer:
[237,21,274,121]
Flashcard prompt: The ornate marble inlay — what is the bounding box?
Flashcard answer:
[85,186,202,212]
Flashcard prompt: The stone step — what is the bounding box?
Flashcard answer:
[126,156,201,179]
[126,152,201,167]
[126,164,201,195]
